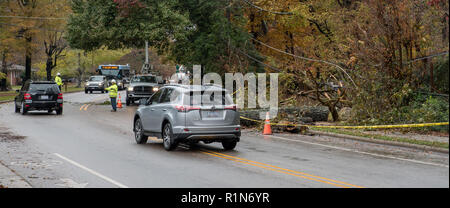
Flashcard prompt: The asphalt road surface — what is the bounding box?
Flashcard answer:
[0,91,448,188]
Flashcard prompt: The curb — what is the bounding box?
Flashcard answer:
[309,130,449,154]
[0,100,12,104]
[0,161,32,188]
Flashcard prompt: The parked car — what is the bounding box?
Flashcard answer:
[14,81,63,115]
[85,76,108,94]
[126,74,161,106]
[133,84,241,151]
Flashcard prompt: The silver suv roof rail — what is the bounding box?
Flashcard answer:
[203,83,223,87]
[163,84,189,89]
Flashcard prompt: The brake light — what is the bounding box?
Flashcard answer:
[57,93,63,100]
[175,105,201,112]
[224,105,237,111]
[24,93,31,100]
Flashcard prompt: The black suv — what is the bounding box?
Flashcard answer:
[14,81,64,115]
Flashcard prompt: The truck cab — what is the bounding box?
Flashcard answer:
[126,74,161,106]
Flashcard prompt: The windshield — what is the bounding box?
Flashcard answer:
[29,84,60,94]
[132,76,157,83]
[89,77,103,82]
[101,69,120,77]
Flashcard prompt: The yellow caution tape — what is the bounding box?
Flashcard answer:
[231,88,244,96]
[239,116,449,129]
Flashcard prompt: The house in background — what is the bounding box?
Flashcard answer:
[0,61,39,86]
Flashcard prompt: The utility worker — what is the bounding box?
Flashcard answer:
[55,73,63,91]
[105,79,118,112]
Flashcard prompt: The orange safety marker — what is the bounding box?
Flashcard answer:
[263,112,272,135]
[117,94,123,109]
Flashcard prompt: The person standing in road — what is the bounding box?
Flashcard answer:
[105,79,118,112]
[55,73,63,91]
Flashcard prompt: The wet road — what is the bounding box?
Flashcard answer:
[0,91,448,188]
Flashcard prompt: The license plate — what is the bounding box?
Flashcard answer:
[206,111,220,118]
[40,95,49,100]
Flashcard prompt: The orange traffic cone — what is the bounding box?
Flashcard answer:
[117,94,123,109]
[263,112,272,135]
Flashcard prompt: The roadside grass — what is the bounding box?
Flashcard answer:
[99,100,111,105]
[0,95,17,102]
[0,86,20,102]
[62,85,84,93]
[311,127,449,149]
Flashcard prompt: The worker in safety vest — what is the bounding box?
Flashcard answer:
[55,73,63,91]
[105,79,118,112]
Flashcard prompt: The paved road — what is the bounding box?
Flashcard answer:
[0,91,448,188]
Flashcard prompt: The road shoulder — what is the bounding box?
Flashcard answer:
[308,129,449,154]
[0,160,32,188]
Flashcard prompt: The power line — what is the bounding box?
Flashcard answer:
[0,16,67,20]
[250,37,357,87]
[406,51,449,64]
[0,22,64,32]
[241,0,293,15]
[234,47,285,73]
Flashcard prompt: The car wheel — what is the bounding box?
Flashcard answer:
[222,140,237,150]
[126,98,130,106]
[48,109,53,114]
[21,102,27,115]
[85,89,88,94]
[163,123,178,151]
[134,118,148,144]
[56,107,63,115]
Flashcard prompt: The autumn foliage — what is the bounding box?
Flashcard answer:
[1,0,447,125]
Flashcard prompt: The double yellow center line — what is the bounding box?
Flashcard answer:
[79,104,91,111]
[200,149,365,188]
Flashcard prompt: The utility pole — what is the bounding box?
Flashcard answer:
[141,41,150,74]
[77,52,82,88]
[145,40,149,67]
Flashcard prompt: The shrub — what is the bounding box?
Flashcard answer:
[387,96,449,132]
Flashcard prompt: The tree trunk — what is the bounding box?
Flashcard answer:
[76,52,82,88]
[46,58,53,81]
[24,36,32,82]
[430,61,434,93]
[1,51,7,91]
[328,105,339,122]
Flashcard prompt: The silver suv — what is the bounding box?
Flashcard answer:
[85,76,108,94]
[133,84,241,151]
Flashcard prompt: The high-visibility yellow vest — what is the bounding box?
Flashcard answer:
[55,76,63,86]
[105,84,118,98]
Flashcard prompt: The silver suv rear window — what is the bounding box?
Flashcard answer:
[185,91,233,106]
